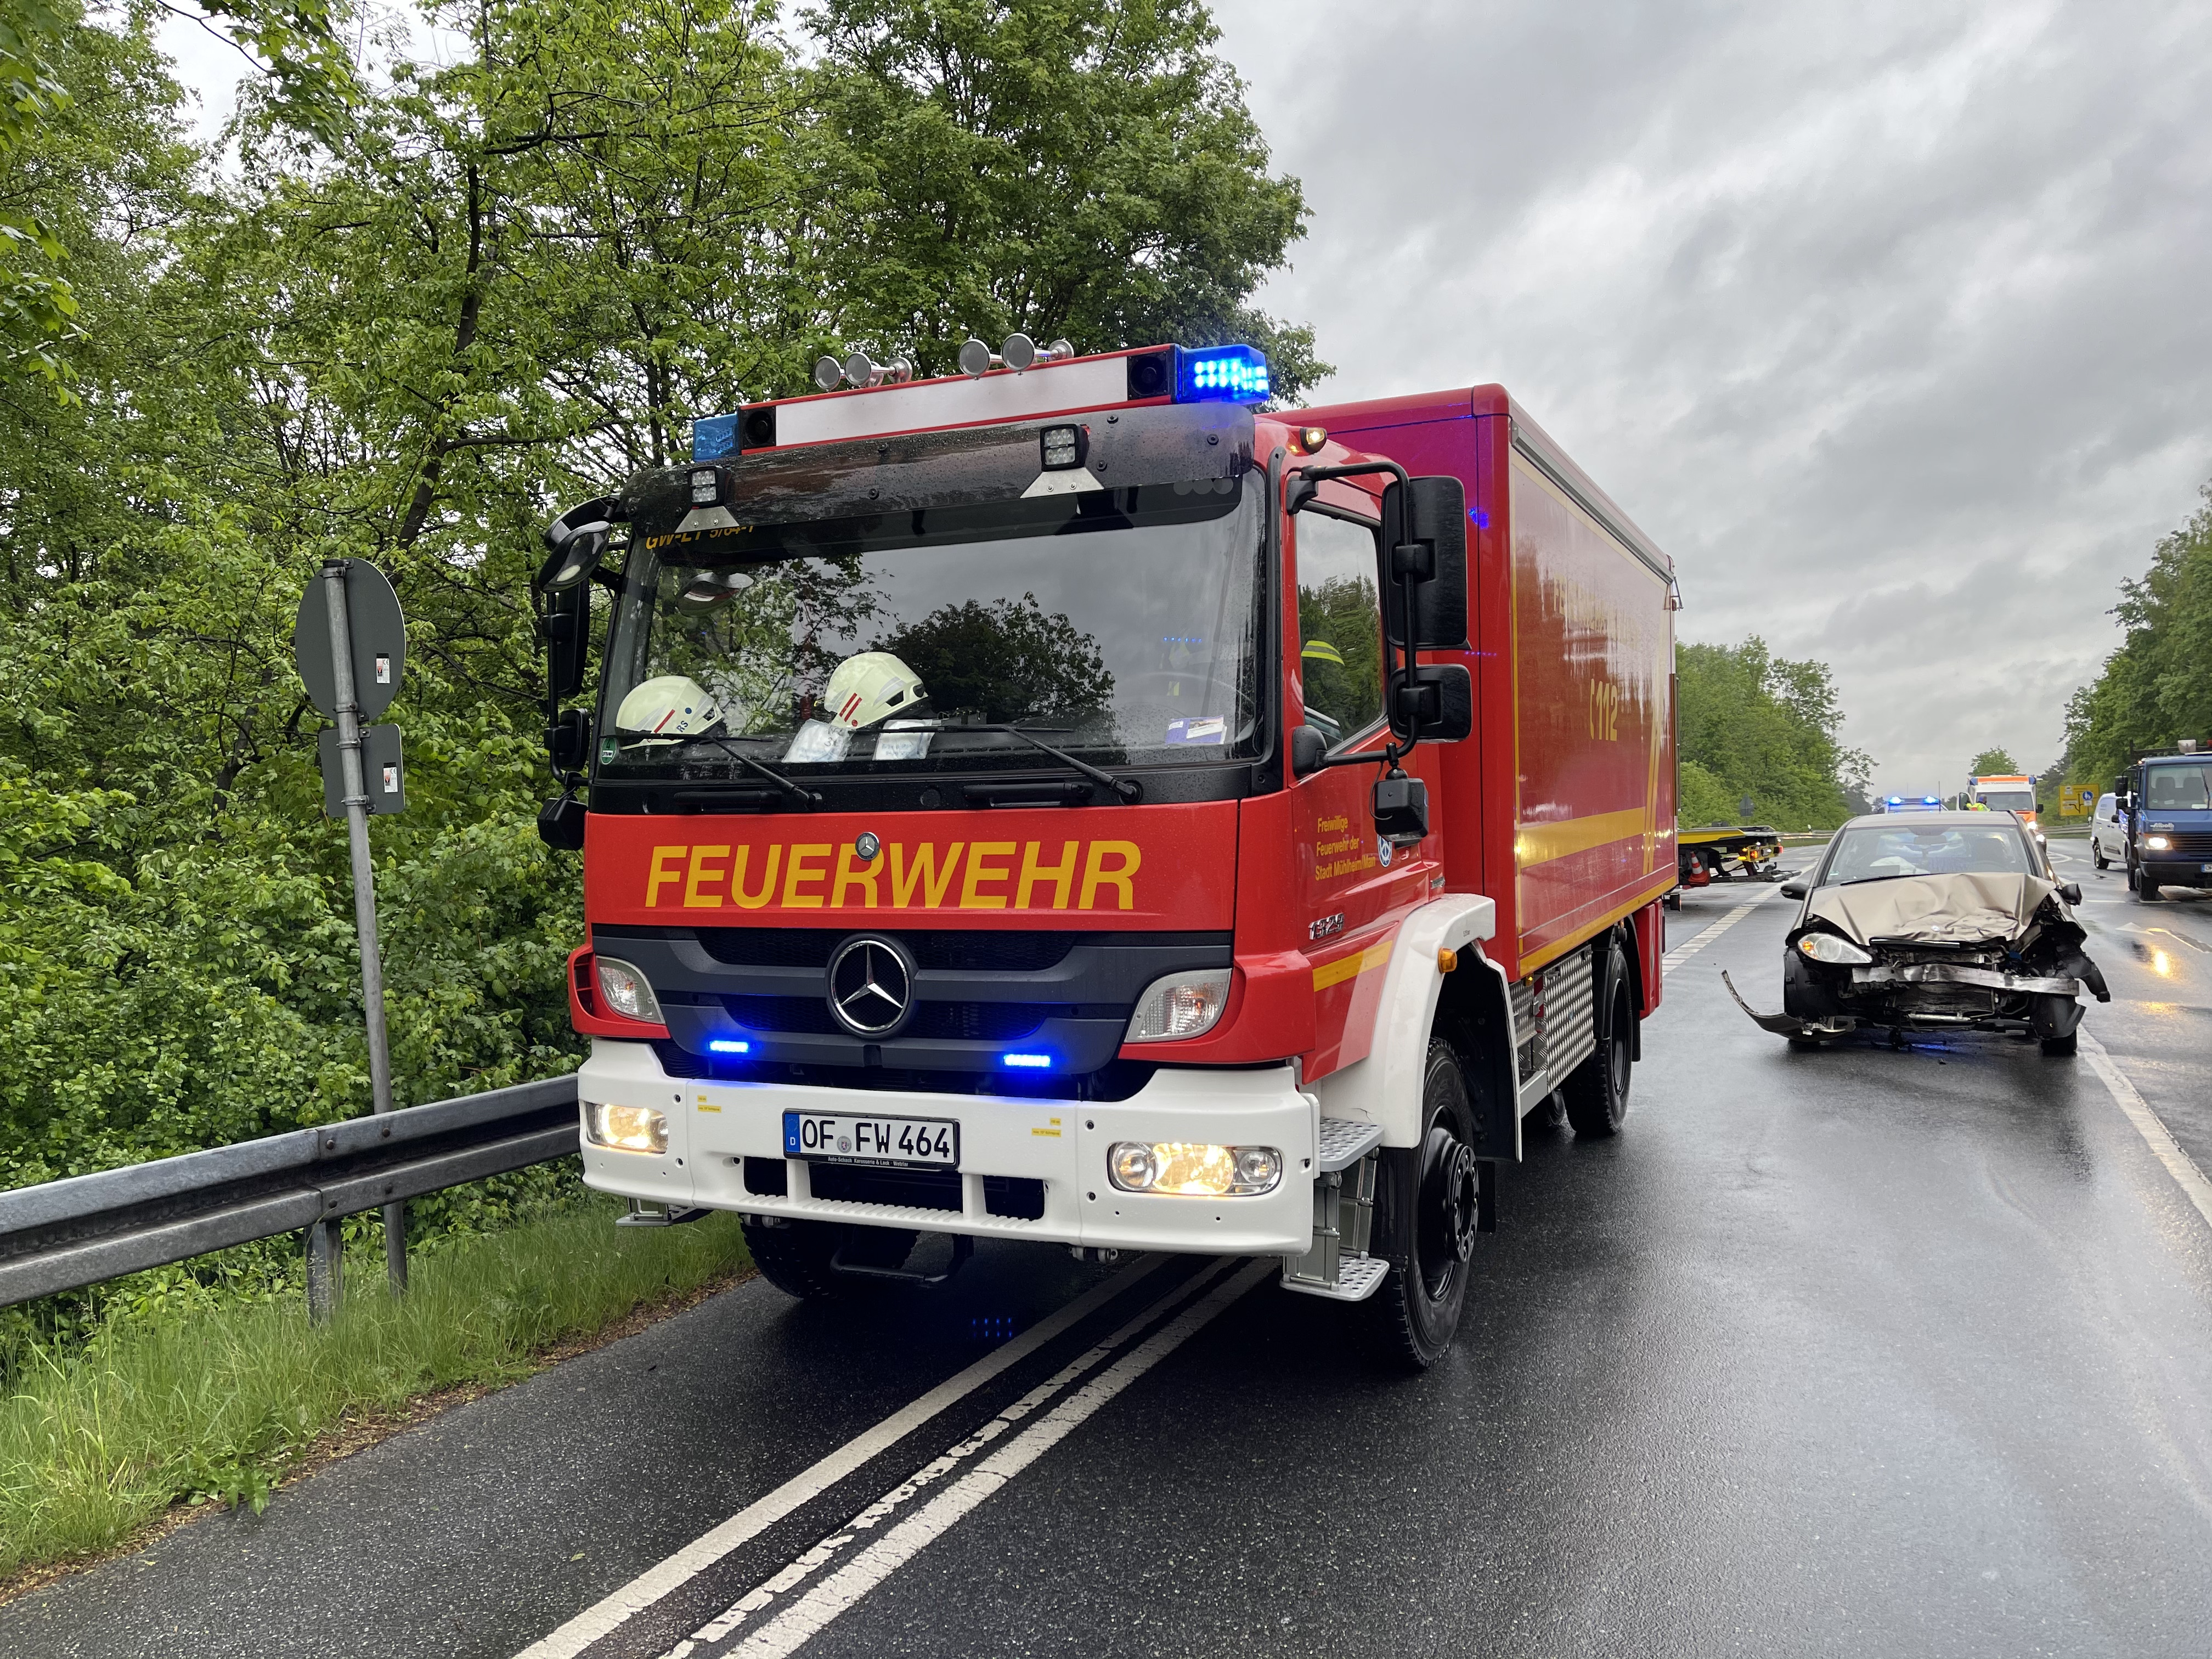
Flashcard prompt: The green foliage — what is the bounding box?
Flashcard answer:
[878,592,1111,725]
[1296,573,1381,737]
[0,1198,751,1576]
[1967,747,2019,777]
[1676,637,1870,831]
[2062,482,2212,793]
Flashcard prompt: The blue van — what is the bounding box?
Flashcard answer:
[2123,749,2212,900]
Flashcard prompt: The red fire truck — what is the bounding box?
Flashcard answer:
[532,338,1677,1367]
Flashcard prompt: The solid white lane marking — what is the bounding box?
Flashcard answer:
[663,1258,1247,1657]
[2080,1029,2212,1234]
[727,1260,1278,1659]
[514,1254,1170,1659]
[1663,883,1787,970]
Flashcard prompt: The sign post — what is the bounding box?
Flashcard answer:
[294,558,409,1316]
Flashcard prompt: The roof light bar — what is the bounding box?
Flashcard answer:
[1173,344,1270,404]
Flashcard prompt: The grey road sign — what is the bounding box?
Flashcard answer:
[294,558,405,721]
[319,724,405,817]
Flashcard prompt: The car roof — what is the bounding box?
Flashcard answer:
[1837,811,2029,831]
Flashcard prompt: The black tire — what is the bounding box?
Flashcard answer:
[2040,1031,2079,1057]
[2092,840,2109,870]
[1564,946,1634,1137]
[741,1218,916,1299]
[1375,1040,1480,1370]
[2135,864,2162,901]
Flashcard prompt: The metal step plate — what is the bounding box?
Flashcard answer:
[1316,1116,1384,1172]
[1279,1253,1390,1303]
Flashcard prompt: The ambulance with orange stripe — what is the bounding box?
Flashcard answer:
[531,337,1677,1367]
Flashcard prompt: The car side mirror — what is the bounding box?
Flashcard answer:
[1779,879,1808,899]
[2058,881,2083,905]
[1378,475,1470,651]
[1290,724,1327,778]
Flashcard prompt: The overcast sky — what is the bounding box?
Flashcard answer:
[1212,0,2212,796]
[160,2,2212,795]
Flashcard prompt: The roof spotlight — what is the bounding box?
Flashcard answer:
[958,337,1002,377]
[812,355,844,392]
[842,349,914,388]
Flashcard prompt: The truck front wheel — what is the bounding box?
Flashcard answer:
[1376,1040,1480,1370]
[1564,945,1634,1137]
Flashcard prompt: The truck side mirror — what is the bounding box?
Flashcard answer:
[2036,800,2047,816]
[1389,663,1473,746]
[535,496,621,592]
[547,707,593,772]
[1290,724,1327,778]
[541,585,590,701]
[538,794,586,850]
[1373,772,1429,841]
[1379,475,1470,651]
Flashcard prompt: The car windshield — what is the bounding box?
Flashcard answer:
[2143,765,2212,810]
[1976,789,2034,810]
[598,481,1261,777]
[1821,825,2033,885]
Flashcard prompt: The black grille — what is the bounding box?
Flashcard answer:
[653,1042,711,1079]
[808,1163,963,1212]
[720,996,1053,1041]
[742,1156,787,1197]
[647,1044,1157,1101]
[2147,833,2212,859]
[695,928,1084,972]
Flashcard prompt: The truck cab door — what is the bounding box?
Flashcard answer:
[1286,502,1438,1076]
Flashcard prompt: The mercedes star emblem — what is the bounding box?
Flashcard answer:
[826,935,913,1037]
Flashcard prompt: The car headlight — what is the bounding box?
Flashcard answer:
[1108,1141,1282,1196]
[1796,932,1873,966]
[594,955,664,1024]
[583,1101,668,1153]
[2146,835,2172,850]
[1124,969,1232,1042]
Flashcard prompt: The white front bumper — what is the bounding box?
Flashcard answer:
[574,1038,1317,1255]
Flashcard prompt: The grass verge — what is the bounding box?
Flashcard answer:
[0,1199,751,1585]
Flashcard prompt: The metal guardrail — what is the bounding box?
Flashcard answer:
[0,1076,581,1310]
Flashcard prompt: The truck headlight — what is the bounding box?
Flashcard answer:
[583,1102,668,1154]
[1796,932,1872,966]
[1124,970,1231,1042]
[595,956,664,1024]
[2146,835,2172,850]
[1108,1142,1281,1196]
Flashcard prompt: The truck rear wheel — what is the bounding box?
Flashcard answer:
[741,1218,917,1299]
[1375,1040,1480,1370]
[1564,945,1634,1137]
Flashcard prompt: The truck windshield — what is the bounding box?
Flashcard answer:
[2144,765,2212,810]
[1976,789,2034,811]
[1821,826,2032,885]
[599,481,1262,777]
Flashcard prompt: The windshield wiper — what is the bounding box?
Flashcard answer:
[949,724,1141,803]
[694,736,822,809]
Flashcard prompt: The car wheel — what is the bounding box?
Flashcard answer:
[1374,1039,1480,1370]
[741,1218,915,1299]
[2092,838,2109,870]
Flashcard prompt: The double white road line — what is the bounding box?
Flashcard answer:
[517,1254,1268,1659]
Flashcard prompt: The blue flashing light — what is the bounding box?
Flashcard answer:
[692,413,740,461]
[708,1039,751,1054]
[1001,1052,1053,1069]
[1172,344,1270,405]
[1886,796,1901,804]
[1922,796,1939,805]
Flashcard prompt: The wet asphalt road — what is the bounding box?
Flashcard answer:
[6,843,2211,1659]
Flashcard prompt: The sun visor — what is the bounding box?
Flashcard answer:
[621,403,1254,554]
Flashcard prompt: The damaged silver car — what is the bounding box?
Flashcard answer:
[1725,811,2110,1056]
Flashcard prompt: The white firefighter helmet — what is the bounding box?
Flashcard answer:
[614,674,726,743]
[821,651,927,730]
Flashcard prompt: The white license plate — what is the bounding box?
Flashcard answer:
[783,1112,960,1170]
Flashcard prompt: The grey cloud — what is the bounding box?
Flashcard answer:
[1214,0,2212,789]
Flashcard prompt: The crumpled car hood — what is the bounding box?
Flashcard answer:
[1804,872,2060,946]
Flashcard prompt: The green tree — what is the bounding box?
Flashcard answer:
[2062,482,2212,793]
[798,0,1327,398]
[1675,637,1869,831]
[1967,747,2019,776]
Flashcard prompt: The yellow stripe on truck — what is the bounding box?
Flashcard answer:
[1313,939,1393,991]
[1514,808,1651,869]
